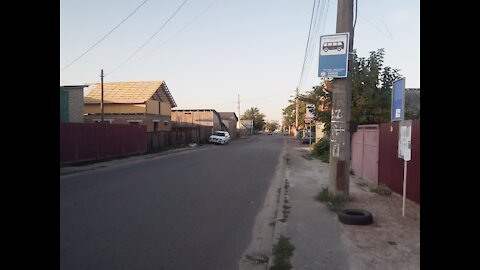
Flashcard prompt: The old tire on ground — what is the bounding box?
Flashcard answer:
[338,209,373,225]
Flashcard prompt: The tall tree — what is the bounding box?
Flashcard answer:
[265,121,279,132]
[241,107,266,131]
[284,48,402,136]
[351,48,402,124]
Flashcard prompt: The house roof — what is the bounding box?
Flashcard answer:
[84,81,177,107]
[218,112,238,121]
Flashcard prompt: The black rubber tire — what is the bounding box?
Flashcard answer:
[338,209,373,225]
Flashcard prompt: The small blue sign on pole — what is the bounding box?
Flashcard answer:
[391,77,406,121]
[318,33,349,78]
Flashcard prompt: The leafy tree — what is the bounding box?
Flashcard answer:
[299,84,331,135]
[282,100,296,128]
[265,121,279,132]
[351,48,402,124]
[241,107,266,131]
[283,48,402,139]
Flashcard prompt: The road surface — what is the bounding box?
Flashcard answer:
[60,134,285,270]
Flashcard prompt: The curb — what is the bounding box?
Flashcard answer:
[267,164,289,268]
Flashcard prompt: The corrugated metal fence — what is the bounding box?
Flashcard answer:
[60,122,147,165]
[146,126,210,151]
[351,125,379,185]
[378,120,420,204]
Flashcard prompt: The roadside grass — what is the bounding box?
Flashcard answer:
[370,185,392,196]
[269,235,295,270]
[315,187,349,213]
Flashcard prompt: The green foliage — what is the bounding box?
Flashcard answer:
[370,185,392,196]
[315,187,348,212]
[312,138,330,163]
[241,107,266,131]
[266,121,279,132]
[269,235,295,270]
[282,48,402,140]
[282,102,296,128]
[351,48,402,124]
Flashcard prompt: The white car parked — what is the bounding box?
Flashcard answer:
[208,131,230,145]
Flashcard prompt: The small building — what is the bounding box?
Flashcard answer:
[218,112,238,139]
[60,85,87,123]
[84,81,177,132]
[171,109,228,142]
[171,109,225,131]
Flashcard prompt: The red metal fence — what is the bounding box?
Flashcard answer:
[146,126,212,151]
[378,120,420,204]
[60,122,147,165]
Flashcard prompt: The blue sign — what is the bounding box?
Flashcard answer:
[391,78,406,121]
[318,33,349,78]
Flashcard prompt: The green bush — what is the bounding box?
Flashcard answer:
[370,185,392,196]
[312,138,330,163]
[315,187,348,212]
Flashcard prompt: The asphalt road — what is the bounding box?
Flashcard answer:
[60,134,285,270]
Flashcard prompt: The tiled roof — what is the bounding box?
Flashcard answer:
[84,81,176,107]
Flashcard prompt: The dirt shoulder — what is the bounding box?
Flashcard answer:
[341,176,420,270]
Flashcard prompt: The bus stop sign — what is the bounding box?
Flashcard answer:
[318,33,349,78]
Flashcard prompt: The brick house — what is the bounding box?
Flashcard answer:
[84,81,177,132]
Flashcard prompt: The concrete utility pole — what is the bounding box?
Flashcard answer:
[101,69,104,123]
[328,0,354,197]
[295,87,299,136]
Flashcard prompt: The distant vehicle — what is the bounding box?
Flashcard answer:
[322,41,344,52]
[302,131,316,144]
[208,131,230,145]
[267,131,273,135]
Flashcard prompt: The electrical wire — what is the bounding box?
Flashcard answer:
[106,0,189,76]
[353,0,358,30]
[124,0,220,69]
[60,0,148,72]
[297,0,318,92]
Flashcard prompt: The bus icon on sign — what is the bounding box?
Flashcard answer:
[322,41,344,52]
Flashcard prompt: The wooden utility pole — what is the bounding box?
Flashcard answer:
[101,69,104,123]
[328,0,354,197]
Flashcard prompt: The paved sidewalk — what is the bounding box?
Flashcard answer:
[283,139,352,269]
[282,138,420,270]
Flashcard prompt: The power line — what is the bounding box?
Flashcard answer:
[299,0,330,92]
[106,0,188,76]
[297,0,318,91]
[353,0,358,30]
[126,0,220,69]
[303,0,328,89]
[60,0,148,72]
[201,90,293,108]
[358,12,393,40]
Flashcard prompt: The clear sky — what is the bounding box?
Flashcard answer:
[60,0,420,123]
